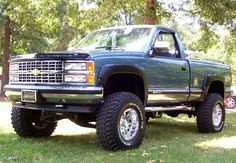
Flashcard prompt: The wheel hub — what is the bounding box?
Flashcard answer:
[227,97,236,108]
[119,108,139,141]
[212,104,223,127]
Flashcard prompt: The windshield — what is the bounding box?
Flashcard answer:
[75,27,152,52]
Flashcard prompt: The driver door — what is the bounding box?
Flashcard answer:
[145,30,190,104]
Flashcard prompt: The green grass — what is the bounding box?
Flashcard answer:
[1,102,236,163]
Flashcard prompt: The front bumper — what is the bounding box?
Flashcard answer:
[4,84,103,113]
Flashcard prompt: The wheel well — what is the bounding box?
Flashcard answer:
[104,74,145,103]
[208,81,224,98]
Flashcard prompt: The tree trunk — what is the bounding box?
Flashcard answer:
[144,0,157,24]
[1,16,11,96]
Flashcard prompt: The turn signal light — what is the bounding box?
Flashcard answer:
[87,73,94,84]
[87,61,94,71]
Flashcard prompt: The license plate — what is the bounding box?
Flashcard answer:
[21,90,37,103]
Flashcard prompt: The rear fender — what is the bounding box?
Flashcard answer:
[200,74,225,101]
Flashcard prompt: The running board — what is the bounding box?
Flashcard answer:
[145,105,189,112]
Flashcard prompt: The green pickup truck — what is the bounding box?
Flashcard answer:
[4,25,232,150]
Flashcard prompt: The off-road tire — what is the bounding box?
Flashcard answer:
[196,93,225,133]
[96,92,146,150]
[11,107,57,137]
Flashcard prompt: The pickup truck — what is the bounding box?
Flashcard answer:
[4,25,232,150]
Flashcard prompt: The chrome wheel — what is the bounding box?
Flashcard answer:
[212,104,223,127]
[119,108,139,141]
[226,97,236,108]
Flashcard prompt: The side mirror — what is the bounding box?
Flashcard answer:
[149,49,155,57]
[185,52,189,59]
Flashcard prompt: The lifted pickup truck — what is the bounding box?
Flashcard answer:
[5,25,232,150]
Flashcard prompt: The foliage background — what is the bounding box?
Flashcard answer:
[0,0,236,83]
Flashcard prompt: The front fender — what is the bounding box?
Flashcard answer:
[97,64,148,103]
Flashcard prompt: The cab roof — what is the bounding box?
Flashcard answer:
[96,25,176,33]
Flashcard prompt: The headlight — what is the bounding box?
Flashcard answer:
[64,74,87,83]
[10,63,19,71]
[65,62,87,71]
[65,61,94,71]
[64,73,94,84]
[64,61,94,84]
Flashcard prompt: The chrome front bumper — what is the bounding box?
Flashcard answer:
[4,84,103,105]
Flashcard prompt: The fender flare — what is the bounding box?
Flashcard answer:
[200,74,225,101]
[98,64,148,103]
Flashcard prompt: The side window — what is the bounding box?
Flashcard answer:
[153,31,180,58]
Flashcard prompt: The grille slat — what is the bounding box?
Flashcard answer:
[18,61,63,71]
[11,61,63,83]
[18,73,63,83]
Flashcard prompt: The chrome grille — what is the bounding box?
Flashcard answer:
[18,73,63,83]
[18,61,63,71]
[10,60,64,83]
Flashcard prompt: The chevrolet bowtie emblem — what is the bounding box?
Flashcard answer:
[31,69,41,76]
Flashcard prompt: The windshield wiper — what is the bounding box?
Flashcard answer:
[95,46,125,51]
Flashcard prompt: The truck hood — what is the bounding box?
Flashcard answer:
[10,50,144,62]
[10,51,91,62]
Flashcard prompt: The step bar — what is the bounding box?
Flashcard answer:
[145,105,192,112]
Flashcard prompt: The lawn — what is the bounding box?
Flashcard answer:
[0,101,236,163]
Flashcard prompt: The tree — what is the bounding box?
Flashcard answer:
[84,0,145,26]
[193,0,236,54]
[1,16,10,96]
[144,0,156,24]
[1,0,10,96]
[194,0,235,28]
[6,0,83,53]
